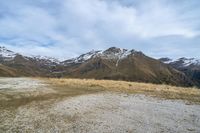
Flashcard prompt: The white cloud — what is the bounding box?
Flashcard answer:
[0,0,199,59]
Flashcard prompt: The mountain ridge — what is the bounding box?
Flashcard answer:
[0,46,199,87]
[160,57,200,87]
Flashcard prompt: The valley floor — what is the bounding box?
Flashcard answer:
[0,78,200,133]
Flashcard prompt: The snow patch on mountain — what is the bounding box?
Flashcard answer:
[75,50,102,63]
[160,57,200,67]
[100,47,127,60]
[159,58,175,64]
[0,46,17,61]
[95,47,139,67]
[178,58,200,67]
[62,47,139,67]
[31,55,60,64]
[62,50,102,65]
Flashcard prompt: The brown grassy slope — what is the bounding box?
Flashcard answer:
[2,55,55,77]
[46,78,200,104]
[0,64,17,77]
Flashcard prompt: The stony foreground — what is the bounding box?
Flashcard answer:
[0,78,200,133]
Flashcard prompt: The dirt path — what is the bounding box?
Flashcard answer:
[0,78,200,133]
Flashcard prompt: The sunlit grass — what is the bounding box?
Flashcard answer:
[45,78,200,104]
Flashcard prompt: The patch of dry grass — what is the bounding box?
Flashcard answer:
[0,78,103,109]
[45,78,200,104]
[2,77,199,109]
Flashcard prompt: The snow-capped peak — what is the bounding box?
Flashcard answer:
[75,50,102,63]
[160,57,200,67]
[63,50,102,64]
[62,47,140,66]
[100,47,139,60]
[31,55,60,64]
[159,58,175,64]
[0,46,17,60]
[177,58,200,67]
[101,47,128,59]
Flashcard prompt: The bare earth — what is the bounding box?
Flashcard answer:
[0,78,200,133]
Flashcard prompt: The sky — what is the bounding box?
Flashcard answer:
[0,0,200,60]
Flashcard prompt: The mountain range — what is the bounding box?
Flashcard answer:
[0,46,199,87]
[159,57,200,87]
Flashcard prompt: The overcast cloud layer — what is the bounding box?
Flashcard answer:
[0,0,200,60]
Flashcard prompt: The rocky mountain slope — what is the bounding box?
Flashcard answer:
[0,46,197,87]
[160,57,200,87]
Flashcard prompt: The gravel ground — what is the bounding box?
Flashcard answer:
[0,77,54,92]
[0,78,200,133]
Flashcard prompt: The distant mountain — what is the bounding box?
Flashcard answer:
[0,46,59,65]
[0,46,59,76]
[0,46,18,61]
[160,57,200,68]
[0,46,197,87]
[62,47,194,87]
[160,57,200,87]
